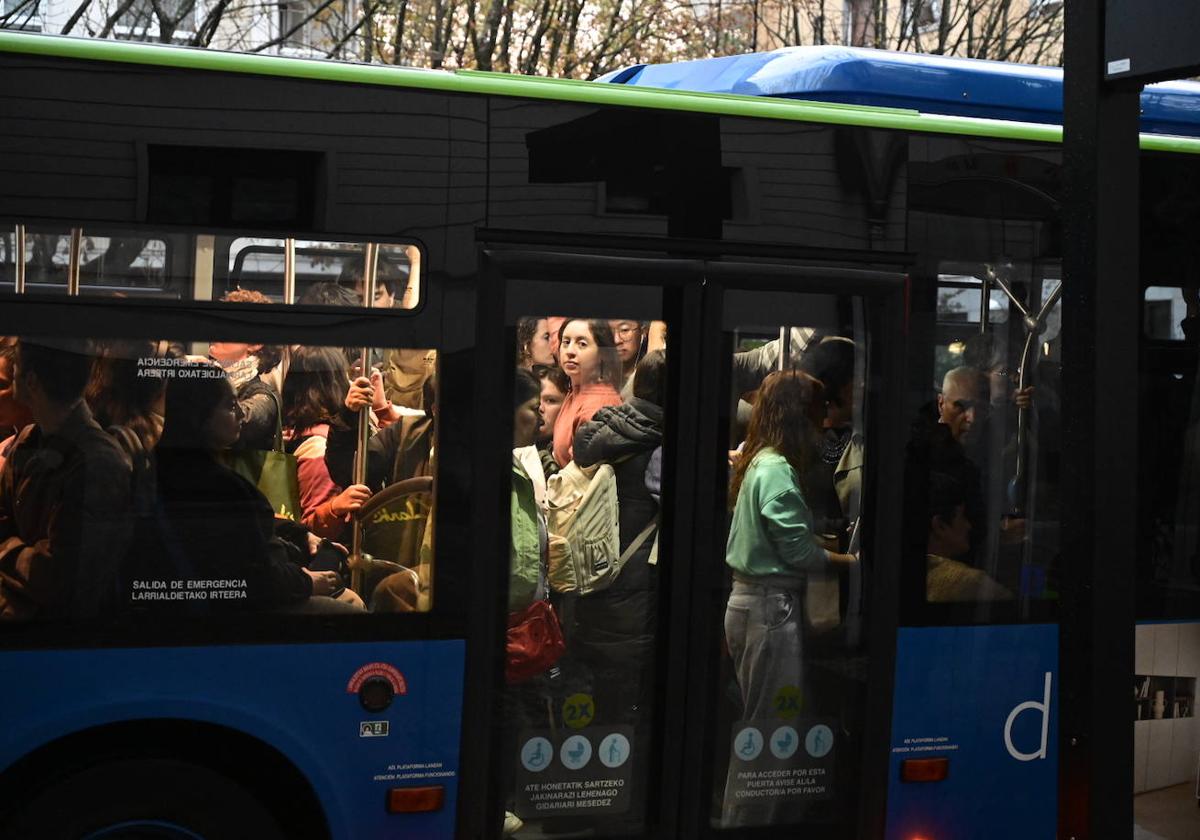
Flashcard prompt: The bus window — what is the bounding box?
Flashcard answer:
[222,237,422,309]
[1,228,422,310]
[502,315,666,834]
[0,335,437,621]
[927,261,1062,608]
[0,228,178,298]
[710,305,869,831]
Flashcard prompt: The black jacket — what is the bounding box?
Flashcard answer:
[905,402,987,564]
[572,398,663,642]
[324,407,434,491]
[149,449,313,609]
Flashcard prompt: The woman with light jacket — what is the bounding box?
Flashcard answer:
[721,370,857,828]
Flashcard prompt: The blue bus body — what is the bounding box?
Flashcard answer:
[887,625,1059,840]
[601,45,1200,138]
[0,641,465,838]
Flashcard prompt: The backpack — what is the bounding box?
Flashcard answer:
[544,461,656,595]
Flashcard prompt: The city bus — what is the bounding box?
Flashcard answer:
[0,32,1198,840]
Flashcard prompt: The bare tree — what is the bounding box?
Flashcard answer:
[4,0,1065,78]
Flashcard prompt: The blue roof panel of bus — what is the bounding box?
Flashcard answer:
[600,46,1200,138]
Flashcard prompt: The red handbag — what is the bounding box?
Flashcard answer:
[505,599,566,684]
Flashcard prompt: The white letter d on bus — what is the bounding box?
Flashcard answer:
[1004,672,1052,762]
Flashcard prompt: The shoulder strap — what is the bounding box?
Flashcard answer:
[618,516,658,565]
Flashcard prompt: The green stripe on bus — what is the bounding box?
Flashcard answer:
[3,31,1200,154]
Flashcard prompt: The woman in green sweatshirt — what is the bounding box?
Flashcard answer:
[722,370,857,828]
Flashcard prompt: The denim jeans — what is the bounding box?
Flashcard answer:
[721,578,806,828]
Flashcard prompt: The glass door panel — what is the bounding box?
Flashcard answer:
[688,267,907,839]
[488,253,699,839]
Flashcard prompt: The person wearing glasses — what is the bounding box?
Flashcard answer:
[608,320,647,398]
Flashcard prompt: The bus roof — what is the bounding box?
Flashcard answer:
[2,32,1199,155]
[600,46,1200,139]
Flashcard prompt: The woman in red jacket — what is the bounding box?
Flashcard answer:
[551,319,623,468]
[281,346,372,542]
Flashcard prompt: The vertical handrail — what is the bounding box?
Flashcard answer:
[282,237,296,305]
[67,228,83,296]
[777,326,789,370]
[349,243,380,593]
[192,235,215,303]
[979,273,991,334]
[1006,280,1063,514]
[13,225,26,294]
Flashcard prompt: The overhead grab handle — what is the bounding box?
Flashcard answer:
[985,262,1030,321]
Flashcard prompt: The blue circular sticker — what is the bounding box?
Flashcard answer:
[560,734,593,770]
[521,736,553,772]
[770,725,800,760]
[805,724,834,758]
[733,726,763,761]
[598,732,631,768]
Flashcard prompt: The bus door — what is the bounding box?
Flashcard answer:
[680,261,908,839]
[480,246,706,837]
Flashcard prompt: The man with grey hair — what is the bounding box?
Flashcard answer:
[937,366,987,444]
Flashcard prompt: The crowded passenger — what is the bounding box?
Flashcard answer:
[729,326,816,440]
[379,347,437,414]
[536,365,569,480]
[510,369,549,616]
[797,336,863,638]
[299,281,359,309]
[571,350,666,729]
[339,260,436,412]
[502,368,561,837]
[517,318,556,372]
[326,370,435,492]
[925,471,1013,603]
[151,361,361,612]
[367,268,415,310]
[325,366,437,608]
[608,320,646,397]
[211,289,283,451]
[0,339,132,621]
[0,337,33,472]
[281,346,373,542]
[721,369,857,827]
[799,336,863,549]
[552,318,623,467]
[87,339,171,453]
[907,366,988,563]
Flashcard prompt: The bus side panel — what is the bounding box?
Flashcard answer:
[0,640,465,839]
[885,624,1058,840]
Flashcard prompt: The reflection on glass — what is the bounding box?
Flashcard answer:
[224,238,421,309]
[0,229,171,297]
[1,226,421,309]
[1137,268,1200,836]
[501,315,667,834]
[924,263,1062,607]
[1132,623,1200,838]
[713,316,867,831]
[0,335,436,623]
